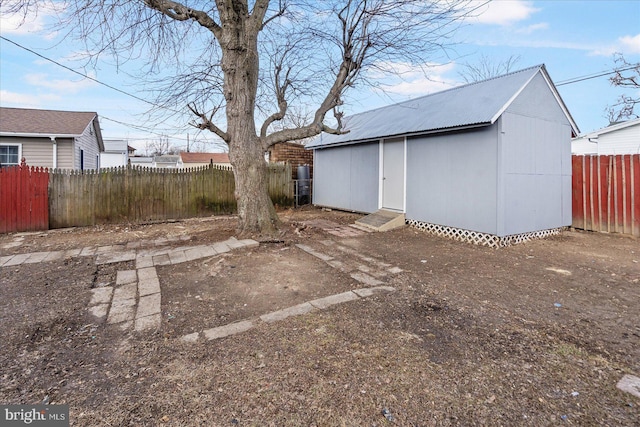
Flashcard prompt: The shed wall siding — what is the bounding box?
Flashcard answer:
[405,125,499,234]
[313,143,379,213]
[506,73,567,123]
[500,112,573,235]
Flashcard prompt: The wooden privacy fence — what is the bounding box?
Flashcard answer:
[49,163,293,228]
[572,154,639,237]
[0,165,50,233]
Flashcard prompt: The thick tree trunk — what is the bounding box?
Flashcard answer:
[220,3,279,237]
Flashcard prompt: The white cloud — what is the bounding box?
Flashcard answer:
[516,22,549,35]
[0,90,60,107]
[469,0,539,26]
[0,1,64,37]
[368,62,459,97]
[588,34,640,57]
[619,34,640,54]
[24,73,97,94]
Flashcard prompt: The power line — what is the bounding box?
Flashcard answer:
[0,35,167,109]
[556,65,638,86]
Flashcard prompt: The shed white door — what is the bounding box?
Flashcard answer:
[382,139,405,211]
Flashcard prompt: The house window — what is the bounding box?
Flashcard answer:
[0,144,20,167]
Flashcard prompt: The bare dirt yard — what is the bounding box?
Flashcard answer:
[1,207,638,426]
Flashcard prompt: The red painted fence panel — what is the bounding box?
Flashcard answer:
[0,165,50,233]
[572,154,639,237]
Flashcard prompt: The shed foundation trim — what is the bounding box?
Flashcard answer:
[407,219,564,248]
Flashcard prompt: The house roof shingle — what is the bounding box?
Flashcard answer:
[180,152,230,164]
[0,107,98,136]
[307,64,578,149]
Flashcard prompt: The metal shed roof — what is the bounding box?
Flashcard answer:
[307,64,578,149]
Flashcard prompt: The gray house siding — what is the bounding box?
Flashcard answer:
[21,137,53,167]
[313,142,379,213]
[74,121,101,169]
[57,140,74,169]
[405,125,499,234]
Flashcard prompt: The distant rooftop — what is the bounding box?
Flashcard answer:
[0,107,98,136]
[180,152,230,163]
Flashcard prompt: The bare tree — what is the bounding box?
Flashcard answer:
[606,53,640,123]
[5,0,473,236]
[458,54,521,83]
[145,135,178,156]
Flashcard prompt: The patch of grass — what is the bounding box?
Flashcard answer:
[553,342,588,358]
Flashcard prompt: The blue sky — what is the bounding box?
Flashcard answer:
[1,0,639,153]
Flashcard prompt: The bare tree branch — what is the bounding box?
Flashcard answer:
[188,103,229,143]
[606,53,640,122]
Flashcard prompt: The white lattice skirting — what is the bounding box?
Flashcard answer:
[406,220,563,248]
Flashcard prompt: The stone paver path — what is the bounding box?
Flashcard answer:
[179,238,402,343]
[88,237,258,332]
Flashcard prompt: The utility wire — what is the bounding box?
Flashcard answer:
[556,65,638,86]
[0,35,180,113]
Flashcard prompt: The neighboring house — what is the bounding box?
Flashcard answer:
[130,156,154,168]
[179,152,231,169]
[266,141,313,179]
[100,139,129,168]
[572,118,640,155]
[153,154,180,168]
[307,64,579,242]
[0,107,104,169]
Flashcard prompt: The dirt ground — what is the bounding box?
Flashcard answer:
[1,207,638,426]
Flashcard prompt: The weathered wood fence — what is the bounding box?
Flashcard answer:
[48,163,293,229]
[572,154,639,237]
[0,165,49,233]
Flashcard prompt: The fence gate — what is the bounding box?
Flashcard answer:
[0,165,49,233]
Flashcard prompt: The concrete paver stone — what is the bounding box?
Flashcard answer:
[136,256,154,269]
[212,242,231,254]
[23,252,51,264]
[181,332,200,342]
[137,293,161,318]
[2,253,31,267]
[309,291,359,309]
[168,250,188,265]
[137,266,158,281]
[113,283,137,301]
[116,270,138,285]
[138,277,161,296]
[350,272,384,287]
[43,251,65,263]
[135,314,162,331]
[96,251,136,265]
[0,255,14,267]
[184,246,217,261]
[260,302,315,323]
[296,244,333,261]
[152,254,171,266]
[79,247,97,257]
[203,320,255,340]
[617,374,640,398]
[107,303,135,324]
[88,304,109,320]
[89,287,113,305]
